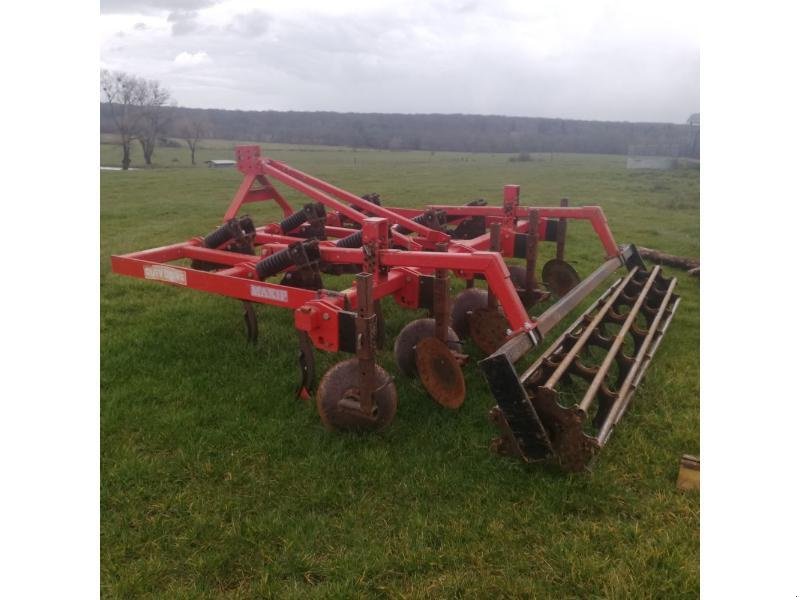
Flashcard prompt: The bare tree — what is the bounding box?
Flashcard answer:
[176,117,211,165]
[100,70,147,170]
[136,81,173,166]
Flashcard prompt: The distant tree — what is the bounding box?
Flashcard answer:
[100,70,147,170]
[176,117,211,165]
[100,101,700,158]
[388,136,404,150]
[136,80,172,166]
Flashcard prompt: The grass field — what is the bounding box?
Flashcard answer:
[101,139,699,598]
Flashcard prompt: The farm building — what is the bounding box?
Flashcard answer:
[205,159,237,168]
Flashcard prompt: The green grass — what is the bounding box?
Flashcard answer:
[101,140,699,598]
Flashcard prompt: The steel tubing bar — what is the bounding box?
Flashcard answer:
[542,266,639,389]
[184,245,258,266]
[617,296,680,417]
[577,266,661,413]
[260,163,374,228]
[536,255,629,338]
[518,277,625,383]
[596,276,678,444]
[262,159,447,241]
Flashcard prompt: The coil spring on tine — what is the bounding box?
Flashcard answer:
[203,221,237,249]
[336,230,363,248]
[395,211,431,235]
[255,248,294,280]
[280,205,312,234]
[203,216,255,249]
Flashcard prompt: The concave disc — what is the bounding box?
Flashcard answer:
[414,336,466,409]
[542,259,580,298]
[468,307,509,355]
[451,288,488,339]
[316,359,397,432]
[393,318,460,377]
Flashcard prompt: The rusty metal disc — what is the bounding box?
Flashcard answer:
[468,307,509,355]
[316,359,398,432]
[414,336,466,409]
[451,288,488,339]
[542,259,580,298]
[393,318,460,377]
[507,264,527,290]
[507,265,551,308]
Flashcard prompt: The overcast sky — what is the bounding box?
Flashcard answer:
[100,0,699,123]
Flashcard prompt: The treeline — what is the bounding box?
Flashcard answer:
[101,103,699,158]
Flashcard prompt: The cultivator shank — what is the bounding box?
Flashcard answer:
[111,145,679,474]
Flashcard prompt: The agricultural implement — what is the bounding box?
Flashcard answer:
[111,145,679,472]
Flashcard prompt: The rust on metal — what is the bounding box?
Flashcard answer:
[556,198,568,261]
[541,259,580,298]
[469,307,509,355]
[484,263,680,471]
[451,288,488,340]
[316,358,397,432]
[433,244,450,343]
[522,208,542,307]
[415,336,466,409]
[393,318,460,377]
[508,265,549,308]
[108,146,682,473]
[355,272,377,415]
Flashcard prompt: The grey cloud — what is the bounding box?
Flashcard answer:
[100,0,217,14]
[100,3,699,122]
[168,10,199,36]
[134,22,148,31]
[226,10,271,37]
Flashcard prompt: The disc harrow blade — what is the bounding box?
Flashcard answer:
[414,336,466,409]
[542,259,580,298]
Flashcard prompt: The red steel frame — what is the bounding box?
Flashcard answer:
[111,145,625,354]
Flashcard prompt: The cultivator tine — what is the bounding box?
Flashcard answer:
[242,301,258,344]
[296,330,316,400]
[482,260,679,471]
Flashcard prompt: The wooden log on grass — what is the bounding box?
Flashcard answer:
[637,246,700,273]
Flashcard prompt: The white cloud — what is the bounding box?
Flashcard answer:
[101,1,699,122]
[173,50,210,66]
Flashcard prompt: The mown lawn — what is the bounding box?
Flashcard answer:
[101,140,699,598]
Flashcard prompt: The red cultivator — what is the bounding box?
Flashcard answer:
[111,145,679,472]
